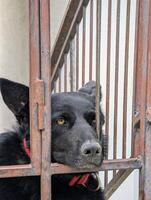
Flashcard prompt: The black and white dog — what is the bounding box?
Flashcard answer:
[0,78,105,200]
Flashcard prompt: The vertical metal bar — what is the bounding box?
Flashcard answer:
[64,54,67,92]
[122,0,131,159]
[144,4,151,198]
[29,0,41,173]
[136,0,148,162]
[89,0,93,80]
[96,0,102,138]
[82,6,86,85]
[141,2,151,199]
[113,0,120,177]
[105,0,112,187]
[147,6,151,113]
[133,0,150,199]
[131,0,139,158]
[59,70,61,92]
[76,24,79,90]
[40,0,51,199]
[70,41,74,91]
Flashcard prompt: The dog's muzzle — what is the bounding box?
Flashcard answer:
[80,141,102,164]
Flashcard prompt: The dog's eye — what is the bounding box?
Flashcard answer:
[56,118,66,125]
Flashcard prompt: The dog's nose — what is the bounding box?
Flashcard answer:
[81,141,102,159]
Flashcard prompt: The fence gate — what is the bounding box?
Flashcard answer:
[51,0,151,199]
[0,0,151,200]
[0,0,51,198]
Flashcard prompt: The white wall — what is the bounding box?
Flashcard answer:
[0,0,69,131]
[0,0,29,131]
[51,0,69,48]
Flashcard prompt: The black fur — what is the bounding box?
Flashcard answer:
[0,78,105,200]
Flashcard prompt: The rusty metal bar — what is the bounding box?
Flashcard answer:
[113,0,120,177]
[105,169,133,199]
[0,165,39,178]
[0,0,44,180]
[131,0,141,167]
[40,0,51,199]
[50,158,142,175]
[0,158,141,179]
[122,0,131,159]
[35,79,45,130]
[59,70,61,92]
[29,0,41,173]
[51,0,90,85]
[138,1,149,199]
[131,0,140,158]
[133,0,151,199]
[105,0,112,157]
[146,5,151,113]
[96,0,102,138]
[89,0,93,80]
[142,1,151,199]
[64,54,67,92]
[145,97,151,198]
[82,6,86,85]
[76,24,79,90]
[105,0,112,187]
[143,124,151,199]
[70,41,74,91]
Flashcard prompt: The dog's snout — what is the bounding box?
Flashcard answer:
[81,141,102,159]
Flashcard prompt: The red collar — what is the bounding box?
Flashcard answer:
[69,174,90,186]
[22,139,100,191]
[69,173,101,191]
[23,138,30,157]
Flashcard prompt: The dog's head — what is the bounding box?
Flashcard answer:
[0,78,105,169]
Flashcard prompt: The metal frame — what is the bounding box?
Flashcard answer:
[0,1,51,200]
[133,0,151,199]
[0,0,151,200]
[51,0,151,199]
[0,0,41,179]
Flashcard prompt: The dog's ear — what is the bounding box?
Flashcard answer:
[78,80,102,101]
[0,78,29,118]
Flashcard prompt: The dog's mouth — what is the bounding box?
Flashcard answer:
[72,157,103,170]
[52,151,103,170]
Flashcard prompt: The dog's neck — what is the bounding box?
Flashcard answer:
[22,133,102,195]
[52,173,102,193]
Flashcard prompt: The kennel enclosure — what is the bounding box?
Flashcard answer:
[0,0,151,200]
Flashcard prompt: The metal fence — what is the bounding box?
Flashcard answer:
[51,0,151,199]
[0,0,151,200]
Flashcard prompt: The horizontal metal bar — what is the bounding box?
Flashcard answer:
[0,158,141,178]
[0,164,40,178]
[105,169,134,199]
[50,158,142,175]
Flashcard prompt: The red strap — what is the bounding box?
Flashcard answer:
[23,138,30,157]
[69,174,91,187]
[69,175,81,186]
[77,174,90,185]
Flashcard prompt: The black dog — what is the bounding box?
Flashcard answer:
[0,78,105,200]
